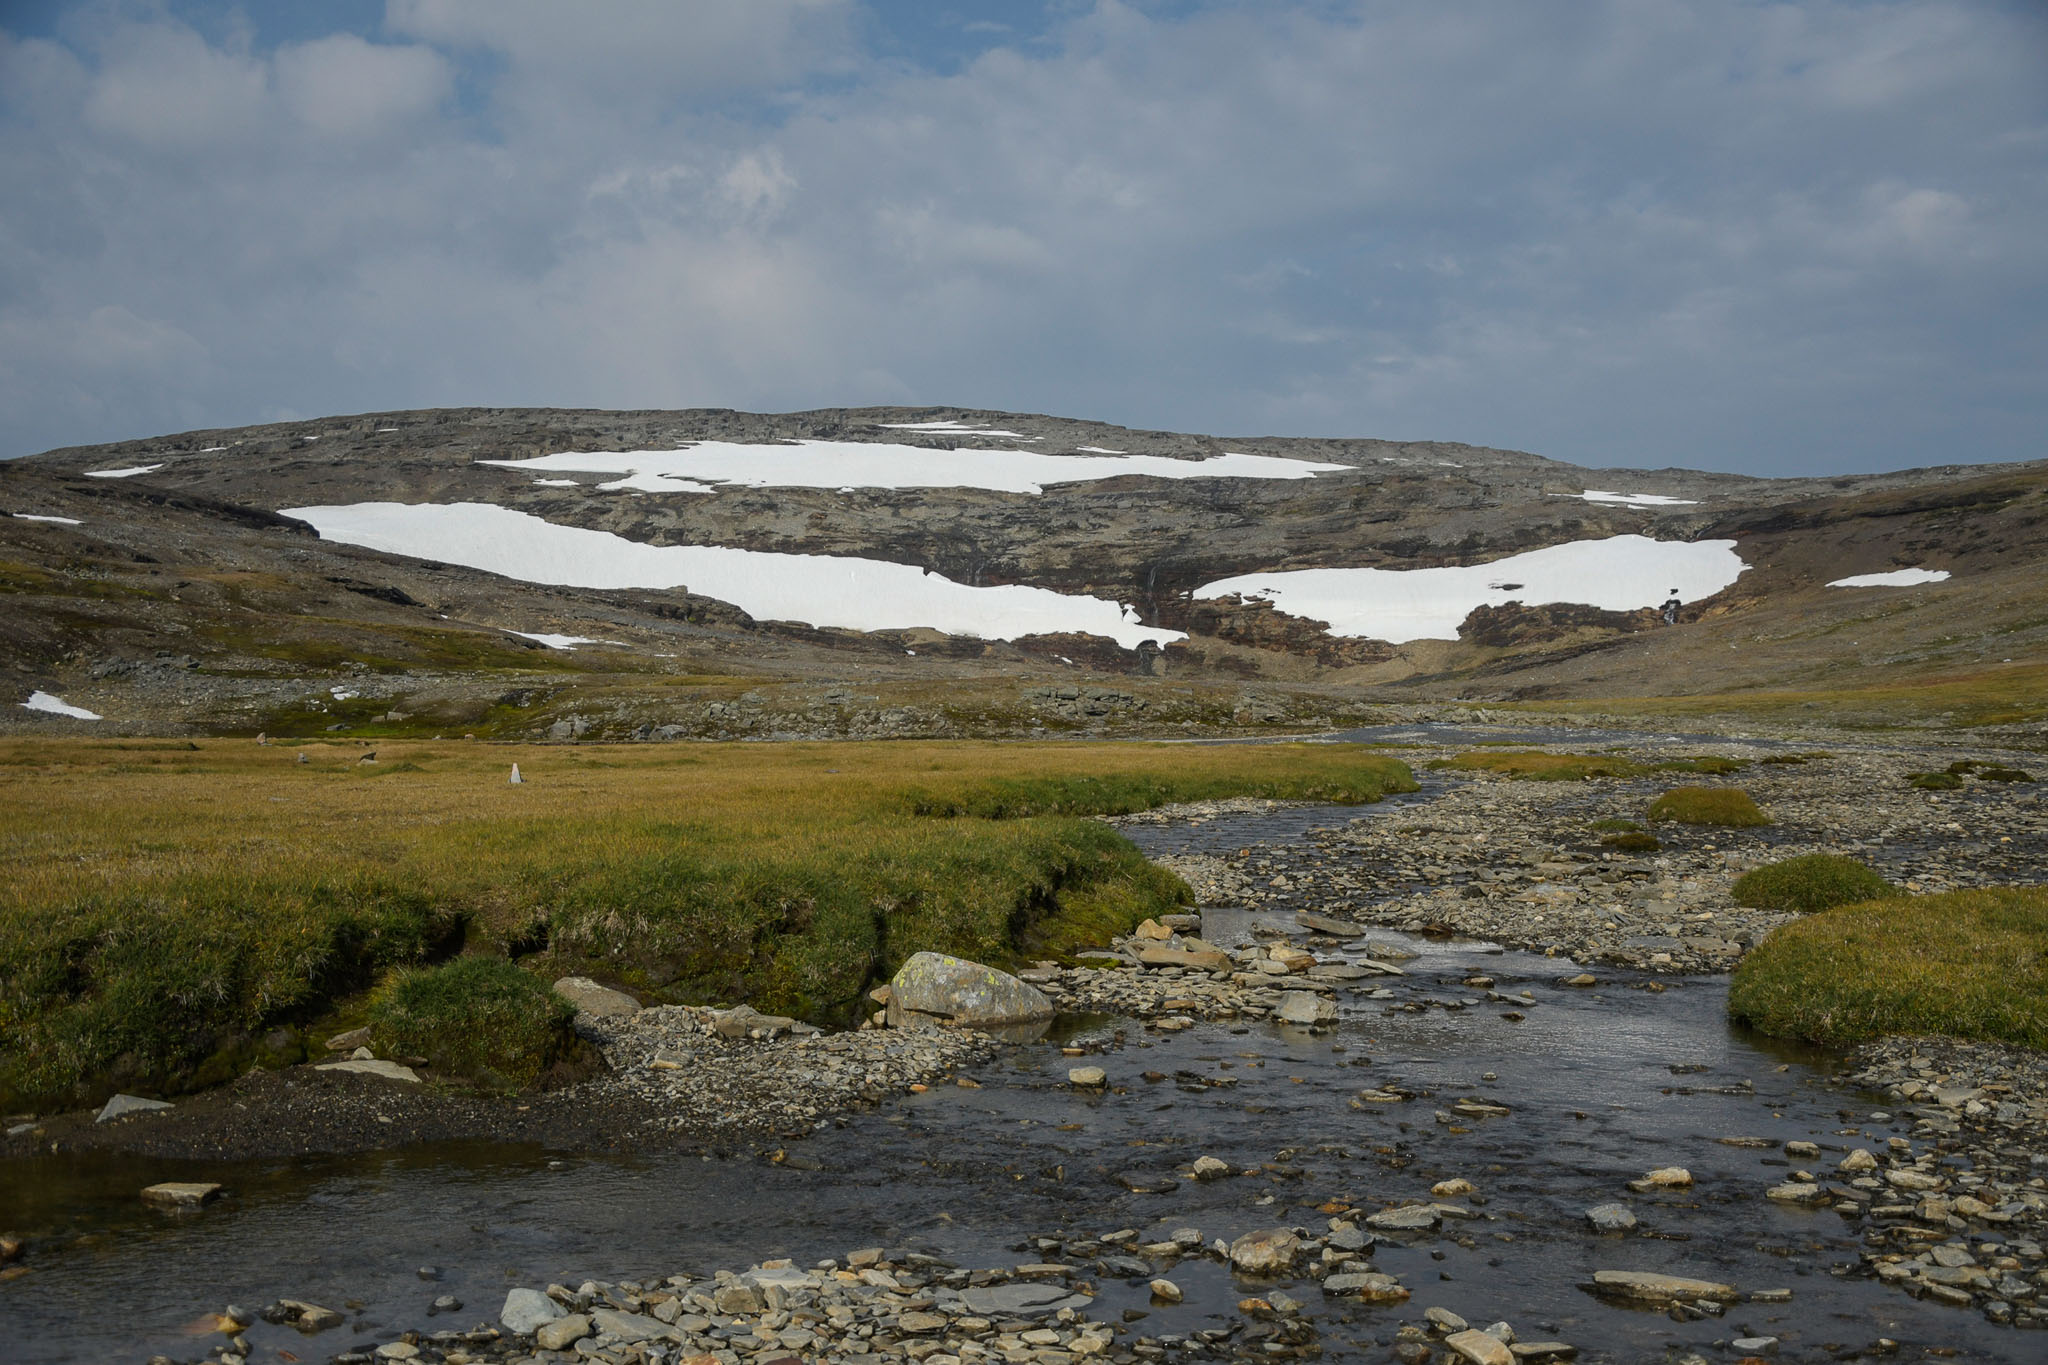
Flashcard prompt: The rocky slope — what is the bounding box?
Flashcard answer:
[2,406,2043,738]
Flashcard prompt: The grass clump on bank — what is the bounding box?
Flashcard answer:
[368,957,575,1091]
[1647,786,1771,826]
[1430,751,1645,781]
[1732,854,1896,914]
[1729,887,2048,1049]
[0,738,1414,1110]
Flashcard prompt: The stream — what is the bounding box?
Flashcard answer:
[0,797,2035,1363]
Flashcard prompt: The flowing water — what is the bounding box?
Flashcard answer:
[0,802,2033,1363]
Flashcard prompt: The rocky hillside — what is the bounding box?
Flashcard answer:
[2,406,2043,738]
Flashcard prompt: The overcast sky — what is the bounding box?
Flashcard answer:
[2,1,2043,474]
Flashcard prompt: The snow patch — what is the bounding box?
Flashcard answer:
[1195,535,1748,644]
[83,464,162,479]
[880,420,1041,440]
[1827,568,1951,588]
[482,440,1348,496]
[531,479,580,487]
[13,513,81,525]
[1074,446,1126,455]
[1571,490,1699,507]
[506,631,623,650]
[198,446,226,453]
[282,501,1185,651]
[22,691,100,720]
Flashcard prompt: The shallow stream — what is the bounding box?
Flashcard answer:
[1,802,2034,1363]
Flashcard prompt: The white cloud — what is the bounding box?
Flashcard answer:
[1,1,2044,475]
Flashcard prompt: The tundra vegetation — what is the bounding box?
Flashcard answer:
[367,956,579,1092]
[1646,785,1771,826]
[0,738,1415,1109]
[1732,853,1896,914]
[1730,887,2048,1049]
[1428,750,1748,782]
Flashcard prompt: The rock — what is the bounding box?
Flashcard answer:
[1324,1272,1408,1302]
[501,1287,565,1334]
[1431,1178,1476,1198]
[551,976,641,1019]
[429,1295,461,1313]
[1731,1337,1778,1354]
[709,1004,797,1039]
[1229,1228,1302,1274]
[375,1344,419,1361]
[1367,1204,1441,1232]
[1584,1204,1636,1233]
[1638,1167,1692,1188]
[1149,1279,1183,1303]
[95,1093,173,1122]
[1276,992,1337,1025]
[1134,944,1234,971]
[278,1300,344,1333]
[590,1306,669,1342]
[886,952,1054,1028]
[141,1182,221,1207]
[713,1284,763,1314]
[1838,1148,1878,1172]
[1268,945,1316,972]
[1509,1343,1578,1360]
[1424,1306,1469,1333]
[532,1317,589,1350]
[1765,1181,1831,1204]
[958,1283,1091,1316]
[1134,918,1174,940]
[1587,1270,1737,1304]
[313,1058,420,1082]
[324,1026,372,1052]
[1445,1329,1516,1365]
[1562,974,1597,987]
[0,1236,20,1263]
[1296,912,1364,936]
[1191,1155,1233,1180]
[1068,1066,1107,1088]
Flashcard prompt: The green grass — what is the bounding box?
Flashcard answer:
[1429,751,1645,781]
[0,738,1414,1110]
[1732,854,1896,914]
[368,957,576,1091]
[1646,786,1771,826]
[1729,888,2048,1048]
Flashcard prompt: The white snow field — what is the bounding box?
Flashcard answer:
[1571,490,1699,507]
[22,691,100,720]
[82,464,162,479]
[281,502,1185,650]
[1195,535,1748,644]
[480,440,1349,496]
[1828,568,1951,588]
[877,420,1040,439]
[12,513,82,525]
[506,631,620,650]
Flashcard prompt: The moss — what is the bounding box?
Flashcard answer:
[368,956,575,1091]
[1729,887,2048,1049]
[1601,831,1662,853]
[1907,771,1963,791]
[1646,786,1770,826]
[1432,751,1644,782]
[1733,854,1896,914]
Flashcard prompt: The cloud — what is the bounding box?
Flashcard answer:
[0,0,2043,476]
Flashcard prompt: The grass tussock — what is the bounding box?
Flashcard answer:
[1732,854,1896,914]
[1729,887,2048,1049]
[1430,751,1645,781]
[368,957,576,1091]
[0,738,1413,1109]
[1646,786,1771,826]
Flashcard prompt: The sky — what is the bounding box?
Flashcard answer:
[1,1,2043,476]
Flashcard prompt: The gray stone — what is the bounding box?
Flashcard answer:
[958,1282,1092,1316]
[1295,913,1365,937]
[278,1300,343,1333]
[95,1093,172,1122]
[1587,1270,1737,1303]
[886,952,1054,1028]
[1068,1066,1107,1088]
[500,1287,564,1334]
[1367,1204,1441,1232]
[551,976,642,1019]
[1584,1203,1636,1233]
[140,1182,221,1207]
[534,1315,590,1351]
[1276,992,1337,1025]
[1149,1278,1183,1303]
[1445,1329,1515,1365]
[589,1306,669,1342]
[313,1058,420,1082]
[1229,1228,1301,1273]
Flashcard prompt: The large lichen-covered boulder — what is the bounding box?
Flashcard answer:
[886,952,1054,1029]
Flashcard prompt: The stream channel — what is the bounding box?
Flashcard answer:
[0,776,2033,1364]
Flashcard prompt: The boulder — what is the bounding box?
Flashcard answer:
[95,1093,172,1122]
[1584,1203,1636,1233]
[535,1314,590,1350]
[886,953,1054,1029]
[501,1287,564,1334]
[1277,992,1337,1026]
[1228,1228,1301,1274]
[141,1182,221,1207]
[551,976,642,1019]
[1445,1329,1515,1365]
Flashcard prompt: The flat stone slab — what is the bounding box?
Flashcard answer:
[957,1283,1092,1316]
[96,1093,173,1122]
[141,1182,221,1207]
[589,1307,673,1343]
[1444,1329,1515,1365]
[552,976,642,1019]
[501,1287,563,1333]
[314,1058,421,1083]
[1295,912,1365,937]
[1366,1204,1441,1231]
[1133,944,1233,971]
[1588,1270,1737,1303]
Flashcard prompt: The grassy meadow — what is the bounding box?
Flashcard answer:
[0,737,1415,1109]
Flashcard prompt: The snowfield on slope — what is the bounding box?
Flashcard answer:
[21,691,101,720]
[480,440,1349,495]
[281,502,1185,650]
[1827,568,1951,588]
[1195,535,1748,643]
